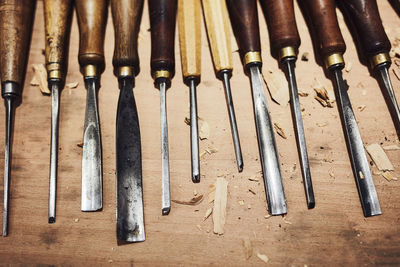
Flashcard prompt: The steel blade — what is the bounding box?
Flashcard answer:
[160,81,171,215]
[189,79,200,183]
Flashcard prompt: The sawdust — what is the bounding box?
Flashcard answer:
[274,123,287,139]
[172,194,204,205]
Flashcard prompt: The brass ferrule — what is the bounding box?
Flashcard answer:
[243,51,262,66]
[118,66,134,78]
[279,46,297,61]
[83,65,98,77]
[154,70,171,80]
[370,53,391,69]
[48,70,62,80]
[325,53,344,69]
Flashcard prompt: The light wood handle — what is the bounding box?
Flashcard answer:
[202,0,232,74]
[178,0,201,82]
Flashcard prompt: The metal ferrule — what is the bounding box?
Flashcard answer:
[2,82,21,98]
[279,46,297,62]
[325,53,345,69]
[46,63,63,80]
[118,66,134,78]
[370,53,391,70]
[154,70,171,89]
[244,51,262,67]
[184,75,200,86]
[83,64,98,78]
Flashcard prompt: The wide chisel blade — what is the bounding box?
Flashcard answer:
[116,77,145,242]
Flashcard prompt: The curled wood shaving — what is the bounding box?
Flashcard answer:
[172,194,204,205]
[248,188,256,195]
[66,82,78,89]
[184,117,190,125]
[263,69,289,106]
[274,123,287,139]
[382,171,398,181]
[282,216,292,224]
[242,238,253,260]
[206,146,218,154]
[301,52,309,61]
[314,88,334,108]
[249,176,259,182]
[204,207,213,221]
[366,144,394,171]
[357,105,366,112]
[345,62,352,72]
[32,64,50,95]
[298,91,309,97]
[257,253,269,264]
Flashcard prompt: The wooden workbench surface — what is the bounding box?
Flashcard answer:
[0,1,399,266]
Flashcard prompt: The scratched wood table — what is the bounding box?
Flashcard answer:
[0,1,399,266]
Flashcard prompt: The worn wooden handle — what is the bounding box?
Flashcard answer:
[178,0,201,80]
[111,0,144,77]
[44,0,73,81]
[302,0,346,59]
[0,0,36,88]
[259,0,300,56]
[202,0,232,73]
[149,0,177,77]
[76,0,108,74]
[338,0,391,57]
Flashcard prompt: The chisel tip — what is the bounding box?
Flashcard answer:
[307,201,315,209]
[162,207,170,216]
[48,217,55,224]
[192,173,200,183]
[237,161,243,173]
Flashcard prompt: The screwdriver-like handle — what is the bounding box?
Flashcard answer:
[202,0,232,74]
[76,0,108,76]
[111,0,144,77]
[149,0,177,79]
[178,0,201,83]
[44,0,73,81]
[259,0,300,60]
[302,0,346,67]
[0,0,36,94]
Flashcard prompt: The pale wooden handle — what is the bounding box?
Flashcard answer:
[178,0,201,80]
[202,0,232,73]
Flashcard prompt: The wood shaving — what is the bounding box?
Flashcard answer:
[345,62,352,72]
[247,204,251,209]
[74,218,79,223]
[282,216,292,224]
[32,64,50,95]
[172,194,204,205]
[274,123,287,139]
[298,91,309,97]
[383,145,400,151]
[249,176,259,182]
[242,238,253,260]
[313,79,335,107]
[66,82,79,89]
[257,253,269,264]
[200,150,207,159]
[393,68,400,81]
[77,143,83,148]
[213,178,228,235]
[357,105,366,112]
[238,200,244,205]
[301,52,309,61]
[373,170,382,176]
[317,122,328,127]
[184,117,190,125]
[366,144,394,171]
[329,168,335,178]
[30,75,39,86]
[204,207,213,221]
[263,69,289,106]
[208,184,216,203]
[394,58,400,67]
[382,171,398,181]
[359,171,365,179]
[196,224,202,231]
[199,119,210,140]
[193,189,198,196]
[206,146,218,154]
[264,215,272,219]
[248,188,256,195]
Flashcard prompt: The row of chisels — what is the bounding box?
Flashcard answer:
[0,0,398,243]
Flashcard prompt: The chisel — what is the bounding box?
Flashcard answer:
[111,0,145,243]
[259,0,315,209]
[149,0,177,215]
[0,0,36,236]
[76,0,108,212]
[178,0,201,183]
[44,0,73,223]
[202,0,243,173]
[226,0,287,215]
[301,0,381,217]
[338,0,400,137]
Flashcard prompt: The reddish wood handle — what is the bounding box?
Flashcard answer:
[44,0,73,81]
[259,0,300,56]
[76,0,108,74]
[226,0,261,56]
[338,0,391,57]
[111,0,144,77]
[149,0,177,77]
[0,0,36,89]
[302,0,346,59]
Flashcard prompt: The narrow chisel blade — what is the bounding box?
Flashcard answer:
[160,81,171,215]
[189,79,200,183]
[116,77,145,242]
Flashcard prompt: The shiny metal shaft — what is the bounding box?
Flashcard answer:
[284,59,315,209]
[221,71,243,172]
[249,65,287,215]
[160,81,171,215]
[81,77,102,212]
[332,68,381,217]
[48,82,61,223]
[189,79,200,183]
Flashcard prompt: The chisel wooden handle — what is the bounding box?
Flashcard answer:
[111,0,144,77]
[178,0,201,84]
[149,0,177,79]
[259,0,300,60]
[76,0,108,76]
[226,0,262,68]
[302,0,346,67]
[389,0,400,14]
[44,0,73,81]
[202,0,232,74]
[0,0,36,93]
[338,0,391,68]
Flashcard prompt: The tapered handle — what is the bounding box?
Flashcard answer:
[44,0,73,81]
[76,0,108,75]
[202,0,232,73]
[149,0,177,78]
[259,0,300,59]
[178,0,201,82]
[0,0,36,90]
[111,0,144,77]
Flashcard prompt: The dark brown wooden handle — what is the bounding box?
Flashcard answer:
[76,0,108,74]
[111,0,144,77]
[44,0,73,81]
[302,0,346,59]
[259,0,300,56]
[338,0,391,57]
[0,0,36,89]
[149,0,177,77]
[389,0,400,14]
[226,0,261,56]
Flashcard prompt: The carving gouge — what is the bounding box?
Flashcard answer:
[178,0,201,183]
[259,0,315,209]
[202,0,243,173]
[0,0,36,236]
[226,0,287,215]
[76,0,108,212]
[149,0,177,215]
[44,0,73,224]
[112,0,145,243]
[301,0,381,217]
[338,0,400,138]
